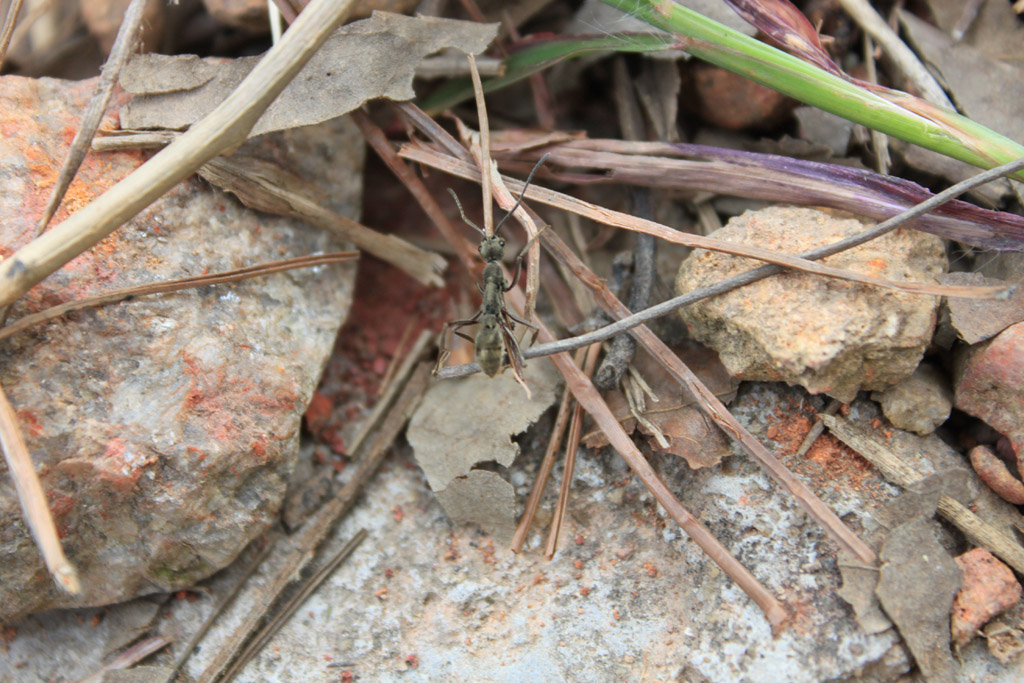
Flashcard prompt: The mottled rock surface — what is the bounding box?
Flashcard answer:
[952,548,1023,648]
[675,206,946,402]
[955,322,1024,462]
[7,385,1024,681]
[872,362,952,435]
[0,75,359,620]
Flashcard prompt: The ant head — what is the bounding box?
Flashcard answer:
[478,234,505,262]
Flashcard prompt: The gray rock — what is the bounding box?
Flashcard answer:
[675,206,946,402]
[871,362,953,435]
[0,75,359,620]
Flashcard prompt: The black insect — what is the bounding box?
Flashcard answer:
[436,156,548,378]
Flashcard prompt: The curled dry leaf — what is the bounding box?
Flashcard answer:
[581,342,739,471]
[119,12,498,136]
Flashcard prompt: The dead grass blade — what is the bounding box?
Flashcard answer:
[33,0,148,236]
[0,0,359,310]
[545,342,601,559]
[0,378,79,593]
[351,109,478,272]
[0,251,358,343]
[198,155,445,287]
[511,366,578,554]
[399,145,1009,300]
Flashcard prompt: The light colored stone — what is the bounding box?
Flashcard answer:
[675,206,946,402]
[872,362,952,435]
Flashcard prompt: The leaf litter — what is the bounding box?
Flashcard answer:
[119,12,498,136]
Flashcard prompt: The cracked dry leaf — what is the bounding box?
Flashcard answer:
[876,516,962,683]
[119,12,497,136]
[408,360,558,541]
[581,342,738,469]
[434,471,516,545]
[407,359,559,491]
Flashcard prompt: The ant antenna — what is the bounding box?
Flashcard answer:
[493,153,551,235]
[447,188,485,235]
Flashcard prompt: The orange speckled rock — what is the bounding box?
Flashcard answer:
[951,548,1022,647]
[955,322,1024,465]
[0,74,359,620]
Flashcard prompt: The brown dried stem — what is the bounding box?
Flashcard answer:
[545,341,602,559]
[0,251,358,343]
[0,378,79,593]
[511,362,579,554]
[468,53,494,237]
[34,0,148,236]
[400,145,1007,300]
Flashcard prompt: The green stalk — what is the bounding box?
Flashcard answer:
[423,33,675,113]
[601,0,1024,180]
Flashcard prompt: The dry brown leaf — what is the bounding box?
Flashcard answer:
[876,516,962,683]
[119,13,497,136]
[581,341,739,471]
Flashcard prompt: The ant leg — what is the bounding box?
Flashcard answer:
[435,314,480,374]
[504,224,549,292]
[504,309,539,346]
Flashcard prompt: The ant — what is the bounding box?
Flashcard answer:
[436,155,549,379]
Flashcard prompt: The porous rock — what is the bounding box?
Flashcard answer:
[955,322,1024,464]
[871,362,952,435]
[675,206,946,402]
[0,75,358,620]
[952,548,1023,648]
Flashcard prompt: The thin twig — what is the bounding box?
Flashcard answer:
[218,530,368,682]
[198,155,445,288]
[820,414,1024,574]
[0,0,360,310]
[0,0,24,70]
[197,360,431,683]
[33,0,147,236]
[511,368,577,553]
[400,146,1010,301]
[545,342,601,559]
[163,536,279,683]
[0,252,358,343]
[429,153,1024,372]
[0,378,79,593]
